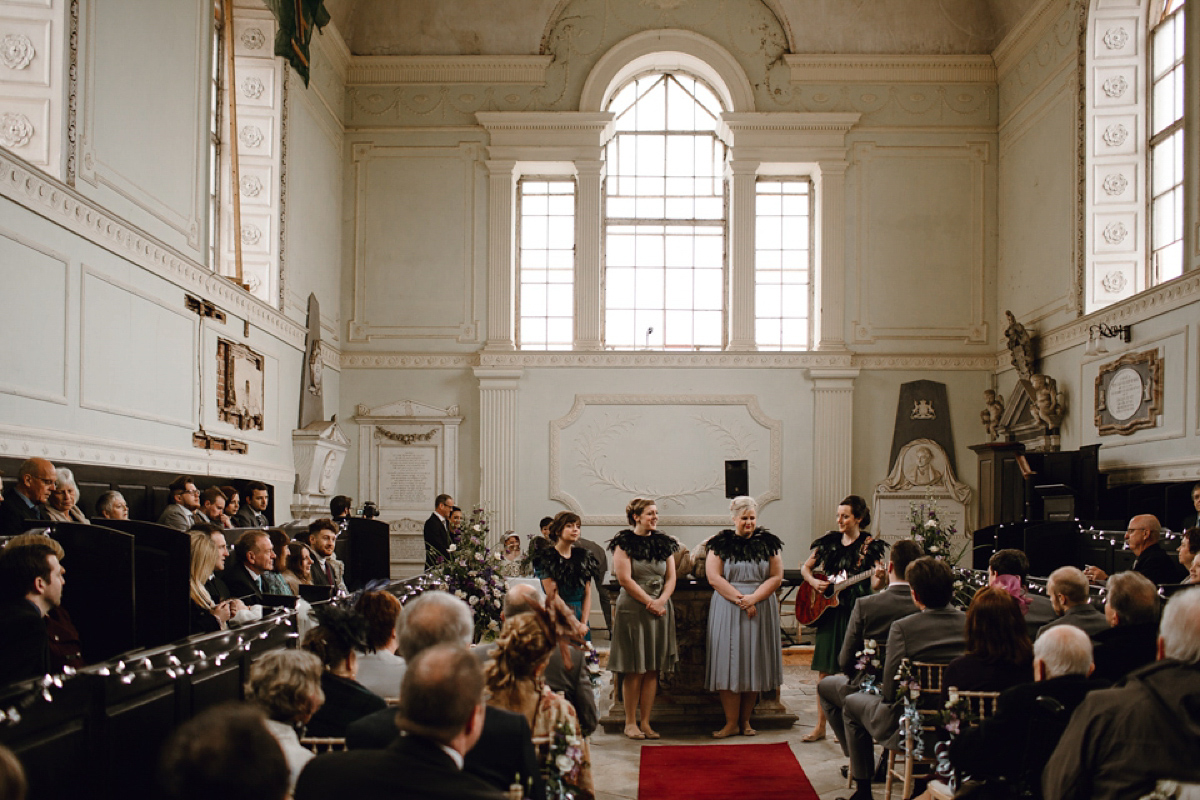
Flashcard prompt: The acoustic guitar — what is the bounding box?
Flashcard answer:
[794,567,877,626]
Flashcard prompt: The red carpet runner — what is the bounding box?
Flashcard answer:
[637,742,819,800]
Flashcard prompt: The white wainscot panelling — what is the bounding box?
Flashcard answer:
[77,0,207,250]
[79,268,196,428]
[0,226,67,403]
[350,144,479,341]
[852,142,989,343]
[549,394,782,526]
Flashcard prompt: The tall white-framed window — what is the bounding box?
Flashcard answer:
[755,178,813,350]
[603,72,728,350]
[1149,0,1185,285]
[518,178,576,350]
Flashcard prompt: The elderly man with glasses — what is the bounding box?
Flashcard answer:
[1084,514,1187,586]
[0,458,57,536]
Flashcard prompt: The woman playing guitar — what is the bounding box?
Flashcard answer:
[798,494,887,742]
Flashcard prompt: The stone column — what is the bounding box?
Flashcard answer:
[1187,2,1200,274]
[474,366,523,535]
[809,368,859,540]
[813,161,849,351]
[726,159,759,351]
[574,160,605,350]
[485,160,518,351]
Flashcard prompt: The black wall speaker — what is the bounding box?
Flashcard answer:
[725,460,748,498]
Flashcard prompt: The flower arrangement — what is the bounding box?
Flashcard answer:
[426,506,507,642]
[543,719,587,800]
[581,642,603,690]
[909,495,969,564]
[853,638,882,694]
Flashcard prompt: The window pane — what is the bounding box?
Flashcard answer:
[755,178,812,351]
[519,179,575,349]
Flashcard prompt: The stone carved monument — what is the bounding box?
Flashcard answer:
[354,399,462,579]
[291,294,349,522]
[994,312,1068,452]
[873,439,972,545]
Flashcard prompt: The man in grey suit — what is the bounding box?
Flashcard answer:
[308,518,346,593]
[157,476,199,531]
[818,539,924,761]
[1039,566,1109,639]
[474,583,598,736]
[840,557,966,800]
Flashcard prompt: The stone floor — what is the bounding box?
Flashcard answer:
[587,635,878,800]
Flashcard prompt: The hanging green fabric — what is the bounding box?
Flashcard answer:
[264,0,330,86]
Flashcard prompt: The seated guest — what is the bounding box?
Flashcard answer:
[989,548,1056,639]
[842,557,966,800]
[946,586,1033,693]
[230,481,270,528]
[188,523,240,611]
[330,495,352,531]
[1190,552,1200,585]
[1181,481,1200,532]
[0,744,26,800]
[219,485,240,529]
[281,542,316,593]
[476,583,598,736]
[157,476,199,531]
[354,590,407,698]
[301,605,387,737]
[221,530,276,602]
[1044,587,1200,799]
[1039,566,1110,638]
[497,532,524,578]
[4,534,83,670]
[94,490,129,521]
[1179,527,1199,583]
[0,542,64,685]
[1091,571,1160,682]
[296,644,506,800]
[0,458,55,536]
[307,519,346,593]
[345,591,543,800]
[950,625,1108,799]
[262,529,295,596]
[818,539,924,763]
[193,487,226,526]
[246,649,326,792]
[44,468,89,525]
[1085,514,1187,585]
[159,703,290,800]
[188,532,232,633]
[484,599,593,798]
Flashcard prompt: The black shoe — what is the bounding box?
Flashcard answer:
[873,753,888,782]
[840,765,849,779]
[835,785,872,800]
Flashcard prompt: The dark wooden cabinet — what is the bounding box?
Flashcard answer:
[970,443,1102,529]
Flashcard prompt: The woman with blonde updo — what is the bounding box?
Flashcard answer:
[705,496,784,738]
[485,599,593,799]
[607,497,679,740]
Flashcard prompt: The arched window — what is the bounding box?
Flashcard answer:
[603,73,728,350]
[1149,0,1185,284]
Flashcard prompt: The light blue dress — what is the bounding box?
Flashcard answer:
[705,557,783,692]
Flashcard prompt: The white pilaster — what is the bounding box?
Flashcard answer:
[1187,1,1199,274]
[814,161,849,351]
[485,160,518,350]
[726,159,760,350]
[809,368,859,542]
[474,366,524,537]
[574,160,605,350]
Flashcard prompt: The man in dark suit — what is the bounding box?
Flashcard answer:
[193,487,227,527]
[1039,566,1110,639]
[299,643,506,800]
[1085,515,1187,586]
[307,519,346,593]
[474,583,598,736]
[0,457,55,536]
[840,557,967,800]
[230,481,270,528]
[345,591,543,799]
[220,529,275,602]
[950,625,1108,797]
[818,539,923,761]
[1180,482,1200,532]
[423,493,454,568]
[1091,571,1160,681]
[0,542,64,685]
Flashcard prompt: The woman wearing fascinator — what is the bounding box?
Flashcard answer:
[705,496,784,738]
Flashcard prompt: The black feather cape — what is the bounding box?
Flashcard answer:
[530,545,602,589]
[607,530,679,563]
[706,528,783,563]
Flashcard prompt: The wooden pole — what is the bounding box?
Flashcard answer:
[222,0,245,286]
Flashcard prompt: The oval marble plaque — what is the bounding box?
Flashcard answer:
[1105,367,1144,421]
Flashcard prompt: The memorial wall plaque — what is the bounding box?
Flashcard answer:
[380,447,436,508]
[1095,349,1162,436]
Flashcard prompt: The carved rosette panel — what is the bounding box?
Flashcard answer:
[0,112,33,148]
[1,33,35,70]
[549,394,782,525]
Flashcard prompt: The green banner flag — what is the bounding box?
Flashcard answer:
[264,0,330,86]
